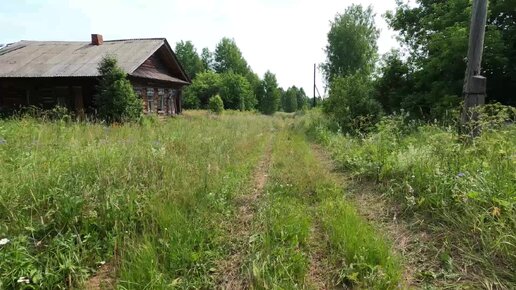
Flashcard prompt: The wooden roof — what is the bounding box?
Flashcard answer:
[0,38,190,84]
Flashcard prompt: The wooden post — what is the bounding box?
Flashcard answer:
[461,0,488,135]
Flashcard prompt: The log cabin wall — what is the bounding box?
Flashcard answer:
[129,77,185,116]
[0,77,185,117]
[0,78,96,117]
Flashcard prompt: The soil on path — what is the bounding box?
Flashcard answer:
[84,261,116,290]
[216,137,273,289]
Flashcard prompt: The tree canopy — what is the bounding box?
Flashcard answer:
[259,71,281,115]
[321,4,379,83]
[176,37,307,115]
[219,72,255,110]
[174,40,204,80]
[183,71,221,109]
[381,0,515,119]
[214,37,250,75]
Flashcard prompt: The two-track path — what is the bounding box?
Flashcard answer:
[216,137,274,289]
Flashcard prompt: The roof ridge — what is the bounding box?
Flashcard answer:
[14,38,165,43]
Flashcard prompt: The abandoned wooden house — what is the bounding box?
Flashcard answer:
[0,34,190,117]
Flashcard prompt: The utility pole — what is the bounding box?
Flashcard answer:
[461,0,488,136]
[313,63,316,108]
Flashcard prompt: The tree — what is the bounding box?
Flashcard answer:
[175,41,204,80]
[282,87,298,113]
[201,47,214,72]
[374,50,412,114]
[322,5,379,83]
[213,37,250,75]
[245,71,262,108]
[209,95,224,114]
[219,72,255,110]
[324,73,382,133]
[183,71,221,109]
[96,56,142,123]
[259,71,281,115]
[384,0,514,119]
[296,87,309,110]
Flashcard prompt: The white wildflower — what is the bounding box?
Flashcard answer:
[0,238,10,246]
[17,277,30,284]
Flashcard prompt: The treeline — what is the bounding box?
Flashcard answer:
[322,0,515,132]
[174,38,310,114]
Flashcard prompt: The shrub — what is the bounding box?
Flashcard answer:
[323,73,383,133]
[183,71,221,109]
[96,56,142,123]
[208,95,224,114]
[219,72,255,111]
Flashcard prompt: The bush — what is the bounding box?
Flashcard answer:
[219,72,255,111]
[323,73,383,133]
[96,56,142,123]
[208,95,224,114]
[183,71,222,109]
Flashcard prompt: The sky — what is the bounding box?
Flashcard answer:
[0,0,403,96]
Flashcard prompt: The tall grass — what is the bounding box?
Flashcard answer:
[249,129,401,289]
[300,108,516,287]
[0,112,275,289]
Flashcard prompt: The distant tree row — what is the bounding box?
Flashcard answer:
[175,38,309,114]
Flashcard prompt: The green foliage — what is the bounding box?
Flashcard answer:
[374,50,412,114]
[95,56,142,123]
[296,87,309,110]
[383,0,515,119]
[281,87,298,113]
[213,37,250,75]
[208,94,224,114]
[244,71,262,104]
[323,73,383,133]
[175,40,204,80]
[175,37,308,116]
[322,4,379,83]
[219,72,256,110]
[201,47,214,72]
[258,71,281,115]
[183,70,222,109]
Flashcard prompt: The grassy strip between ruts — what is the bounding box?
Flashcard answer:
[248,125,401,289]
[0,112,275,289]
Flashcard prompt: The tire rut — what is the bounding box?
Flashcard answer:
[216,137,274,289]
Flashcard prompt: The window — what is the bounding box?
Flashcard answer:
[134,87,143,97]
[158,88,165,111]
[146,88,154,112]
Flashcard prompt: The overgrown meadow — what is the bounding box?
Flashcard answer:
[0,110,514,289]
[0,112,275,289]
[300,108,516,288]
